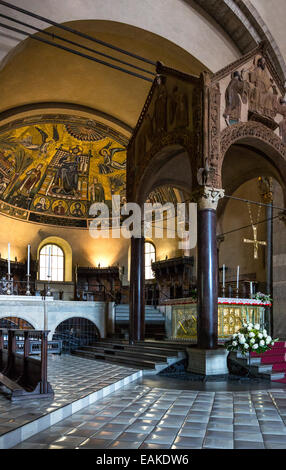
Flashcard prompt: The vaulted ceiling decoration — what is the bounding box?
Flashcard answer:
[0,116,128,227]
[0,115,181,227]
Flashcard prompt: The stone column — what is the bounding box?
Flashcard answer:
[216,235,225,297]
[187,187,227,376]
[197,187,224,349]
[258,177,273,335]
[129,236,145,343]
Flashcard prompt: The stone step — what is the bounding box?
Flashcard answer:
[259,371,286,381]
[91,342,181,358]
[236,353,262,365]
[73,338,185,374]
[81,345,171,363]
[72,349,163,370]
[136,340,188,351]
[250,364,274,374]
[96,338,187,352]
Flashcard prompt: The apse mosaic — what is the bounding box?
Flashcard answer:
[0,117,128,227]
[0,116,180,227]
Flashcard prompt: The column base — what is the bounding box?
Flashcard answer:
[187,348,228,376]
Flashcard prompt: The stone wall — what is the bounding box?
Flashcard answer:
[0,297,108,340]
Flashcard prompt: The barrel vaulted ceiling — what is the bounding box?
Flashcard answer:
[0,0,285,227]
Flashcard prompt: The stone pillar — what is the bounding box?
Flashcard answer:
[258,177,273,335]
[216,235,225,297]
[197,187,224,350]
[129,236,145,343]
[187,185,228,376]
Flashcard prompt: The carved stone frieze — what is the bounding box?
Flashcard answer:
[220,121,286,160]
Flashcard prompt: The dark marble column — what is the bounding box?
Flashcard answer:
[129,236,145,343]
[266,200,273,335]
[197,187,224,349]
[258,178,273,335]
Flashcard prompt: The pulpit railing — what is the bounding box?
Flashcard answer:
[0,328,54,400]
[2,338,62,355]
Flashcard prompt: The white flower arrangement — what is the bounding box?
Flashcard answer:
[254,292,272,303]
[225,322,278,356]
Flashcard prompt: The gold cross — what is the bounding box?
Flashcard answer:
[243,225,266,259]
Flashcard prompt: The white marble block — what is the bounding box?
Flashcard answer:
[187,348,229,375]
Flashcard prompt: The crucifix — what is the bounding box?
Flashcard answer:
[243,225,267,259]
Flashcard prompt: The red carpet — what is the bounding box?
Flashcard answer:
[251,341,286,383]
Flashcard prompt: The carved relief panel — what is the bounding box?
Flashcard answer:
[214,47,286,139]
[127,65,203,203]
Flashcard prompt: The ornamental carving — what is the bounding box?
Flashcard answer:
[192,186,225,211]
[220,121,286,160]
[223,70,249,125]
[127,66,202,204]
[248,56,278,120]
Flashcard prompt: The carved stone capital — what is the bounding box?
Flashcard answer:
[193,186,225,211]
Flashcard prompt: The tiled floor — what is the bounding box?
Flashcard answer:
[12,384,286,449]
[0,354,140,442]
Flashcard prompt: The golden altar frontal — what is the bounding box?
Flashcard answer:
[167,298,270,340]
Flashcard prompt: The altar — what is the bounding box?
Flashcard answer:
[164,297,271,341]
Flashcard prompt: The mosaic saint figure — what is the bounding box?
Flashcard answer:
[53,154,79,195]
[53,200,66,216]
[98,142,126,174]
[71,202,84,217]
[34,197,48,212]
[89,177,105,203]
[19,163,43,195]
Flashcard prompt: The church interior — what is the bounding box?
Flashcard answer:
[0,0,286,451]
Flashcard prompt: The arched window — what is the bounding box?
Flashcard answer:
[145,242,156,280]
[39,244,64,282]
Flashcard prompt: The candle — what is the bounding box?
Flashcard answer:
[236,266,240,289]
[48,246,51,279]
[27,244,30,276]
[250,281,253,296]
[222,264,225,288]
[7,243,10,275]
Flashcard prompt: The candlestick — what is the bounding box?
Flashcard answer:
[7,243,10,276]
[48,246,51,279]
[222,264,225,288]
[26,273,31,296]
[27,244,30,276]
[6,273,11,295]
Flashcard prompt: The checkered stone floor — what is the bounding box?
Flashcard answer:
[12,384,286,449]
[0,354,141,448]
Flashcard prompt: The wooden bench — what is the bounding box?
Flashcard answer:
[0,329,54,401]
